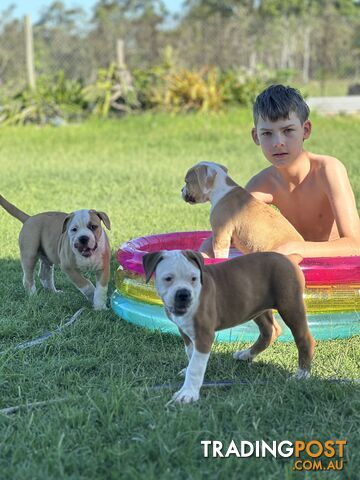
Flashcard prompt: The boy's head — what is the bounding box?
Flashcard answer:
[253,84,310,126]
[252,85,311,167]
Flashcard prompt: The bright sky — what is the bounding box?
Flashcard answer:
[1,0,184,22]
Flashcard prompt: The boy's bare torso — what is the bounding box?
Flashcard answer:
[248,153,340,242]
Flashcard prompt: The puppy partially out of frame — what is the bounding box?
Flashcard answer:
[143,249,315,404]
[182,161,304,258]
[1,195,111,310]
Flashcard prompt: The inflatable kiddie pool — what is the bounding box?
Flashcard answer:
[111,231,360,342]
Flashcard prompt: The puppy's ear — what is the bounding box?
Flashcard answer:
[195,164,217,191]
[62,214,73,234]
[142,252,164,283]
[218,164,228,174]
[94,211,111,230]
[183,250,204,283]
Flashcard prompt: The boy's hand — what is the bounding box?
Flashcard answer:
[274,241,304,257]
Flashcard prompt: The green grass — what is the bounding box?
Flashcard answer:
[295,79,357,97]
[0,110,359,479]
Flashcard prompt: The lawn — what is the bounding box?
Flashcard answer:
[0,110,359,479]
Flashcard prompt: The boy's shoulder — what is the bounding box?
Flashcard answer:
[308,152,348,177]
[245,166,276,189]
[245,166,275,202]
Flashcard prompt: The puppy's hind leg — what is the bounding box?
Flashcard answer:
[278,303,315,379]
[38,256,62,293]
[19,226,40,296]
[199,236,214,258]
[234,310,281,361]
[20,251,38,296]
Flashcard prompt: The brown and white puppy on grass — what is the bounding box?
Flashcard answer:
[0,195,111,310]
[143,249,315,404]
[182,161,304,259]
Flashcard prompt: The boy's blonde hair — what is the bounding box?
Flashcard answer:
[253,84,310,125]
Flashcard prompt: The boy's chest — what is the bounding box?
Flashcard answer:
[271,183,338,241]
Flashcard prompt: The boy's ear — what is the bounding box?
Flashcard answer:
[303,120,312,140]
[251,127,260,145]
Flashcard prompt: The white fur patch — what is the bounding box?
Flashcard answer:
[155,251,202,333]
[75,230,106,272]
[233,348,255,361]
[293,368,311,380]
[196,162,236,211]
[171,348,211,404]
[93,283,108,310]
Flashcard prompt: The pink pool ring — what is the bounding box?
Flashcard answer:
[116,231,360,286]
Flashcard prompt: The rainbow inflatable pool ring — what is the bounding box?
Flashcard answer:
[111,231,360,342]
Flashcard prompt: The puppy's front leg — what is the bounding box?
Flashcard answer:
[93,247,110,310]
[93,268,109,310]
[212,231,231,258]
[62,267,95,303]
[172,348,210,404]
[178,330,194,377]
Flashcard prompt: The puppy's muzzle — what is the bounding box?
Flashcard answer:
[74,235,98,258]
[79,235,89,245]
[183,191,197,204]
[173,288,192,315]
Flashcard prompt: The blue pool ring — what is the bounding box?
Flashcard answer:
[112,290,360,342]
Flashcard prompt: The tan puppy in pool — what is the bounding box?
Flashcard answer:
[181,162,303,258]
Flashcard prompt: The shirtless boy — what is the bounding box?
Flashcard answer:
[246,84,360,258]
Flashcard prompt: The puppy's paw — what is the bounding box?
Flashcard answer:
[27,285,37,296]
[93,303,108,311]
[170,387,200,404]
[178,368,187,378]
[292,368,311,380]
[233,348,254,362]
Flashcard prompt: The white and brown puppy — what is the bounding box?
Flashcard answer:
[182,162,303,258]
[0,195,111,310]
[143,250,315,404]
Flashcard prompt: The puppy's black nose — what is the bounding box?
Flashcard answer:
[78,235,89,245]
[175,289,191,304]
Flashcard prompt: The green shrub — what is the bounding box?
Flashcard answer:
[82,63,139,118]
[0,72,86,126]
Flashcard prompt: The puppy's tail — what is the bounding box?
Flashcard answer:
[0,195,30,223]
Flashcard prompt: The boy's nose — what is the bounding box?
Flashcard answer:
[273,134,285,147]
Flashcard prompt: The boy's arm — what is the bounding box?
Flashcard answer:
[276,159,360,257]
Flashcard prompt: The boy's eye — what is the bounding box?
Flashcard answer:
[285,128,294,133]
[262,132,271,136]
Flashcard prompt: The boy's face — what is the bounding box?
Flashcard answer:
[251,112,311,168]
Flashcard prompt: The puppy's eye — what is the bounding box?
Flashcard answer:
[89,225,98,231]
[71,227,78,232]
[164,276,173,282]
[191,276,197,282]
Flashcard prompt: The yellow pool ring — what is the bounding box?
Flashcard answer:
[115,268,360,314]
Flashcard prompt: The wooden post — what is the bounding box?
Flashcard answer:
[116,39,125,68]
[24,15,36,90]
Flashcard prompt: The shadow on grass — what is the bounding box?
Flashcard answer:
[0,257,117,347]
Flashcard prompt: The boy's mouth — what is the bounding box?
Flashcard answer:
[273,152,288,157]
